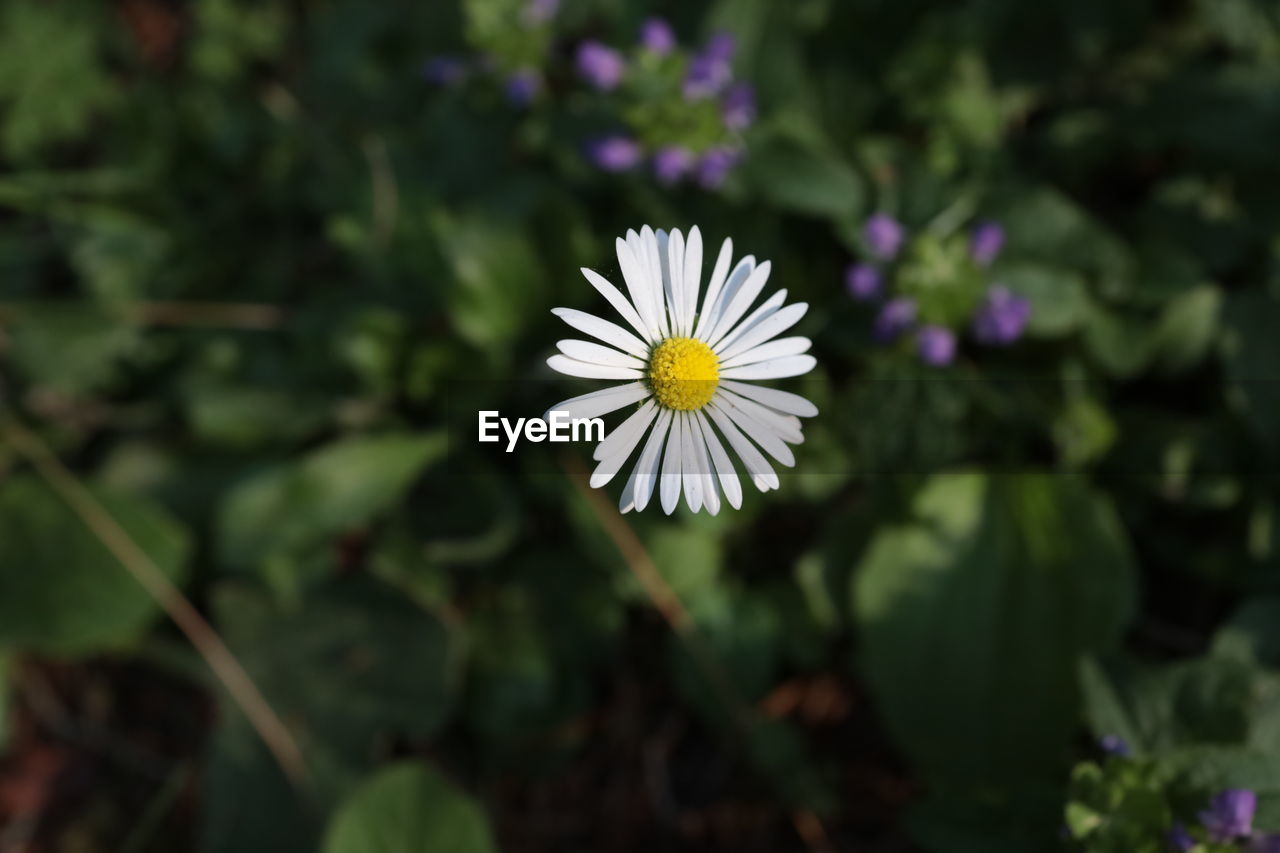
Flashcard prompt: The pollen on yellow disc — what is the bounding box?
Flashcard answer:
[648,337,719,411]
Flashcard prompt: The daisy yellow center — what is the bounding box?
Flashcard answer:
[648,337,719,411]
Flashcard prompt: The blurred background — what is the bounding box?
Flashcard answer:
[2,0,1280,851]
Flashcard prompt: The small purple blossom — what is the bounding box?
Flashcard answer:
[874,297,917,341]
[918,325,957,366]
[577,41,626,90]
[1099,735,1131,757]
[522,0,559,26]
[683,33,736,100]
[704,32,736,62]
[864,213,906,261]
[587,135,644,172]
[1167,823,1195,852]
[972,285,1032,345]
[970,221,1006,267]
[653,146,695,186]
[722,83,756,131]
[1252,834,1280,853]
[695,146,742,189]
[639,18,676,55]
[504,69,541,106]
[1200,789,1257,842]
[422,56,467,86]
[845,263,882,301]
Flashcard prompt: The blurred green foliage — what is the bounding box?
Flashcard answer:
[2,0,1280,851]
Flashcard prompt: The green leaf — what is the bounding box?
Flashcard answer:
[9,305,143,395]
[854,473,1137,790]
[0,476,190,655]
[217,433,446,572]
[322,763,498,853]
[746,137,864,219]
[1148,286,1222,374]
[998,264,1090,338]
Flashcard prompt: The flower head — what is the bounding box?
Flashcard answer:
[683,33,735,100]
[504,69,541,106]
[522,0,559,26]
[1167,823,1195,852]
[918,325,956,366]
[653,146,695,186]
[874,297,916,341]
[639,17,676,55]
[547,226,818,514]
[972,285,1031,345]
[845,263,882,301]
[704,32,736,63]
[696,146,742,189]
[1099,734,1131,757]
[1253,834,1280,853]
[422,56,467,86]
[970,221,1006,267]
[864,213,906,261]
[1200,789,1256,842]
[577,41,626,90]
[587,135,643,172]
[722,83,756,131]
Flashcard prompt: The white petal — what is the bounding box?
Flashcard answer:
[616,238,663,343]
[712,290,787,354]
[683,226,702,338]
[592,398,658,461]
[715,387,805,444]
[544,382,649,421]
[719,355,816,380]
[711,397,796,466]
[718,336,811,368]
[698,255,755,342]
[705,260,772,347]
[705,402,779,492]
[552,308,649,359]
[557,339,646,369]
[641,226,670,338]
[693,411,742,509]
[633,408,673,512]
[581,268,653,344]
[679,412,703,513]
[659,408,684,515]
[590,401,659,488]
[546,354,645,380]
[719,380,819,418]
[693,237,734,340]
[618,459,640,514]
[716,302,808,360]
[667,228,686,337]
[686,411,720,515]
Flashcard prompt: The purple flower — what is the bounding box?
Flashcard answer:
[522,0,559,26]
[721,83,756,131]
[845,263,882,301]
[587,135,643,172]
[683,33,735,100]
[874,297,917,341]
[1252,834,1280,853]
[1200,789,1257,842]
[1099,735,1131,757]
[918,325,957,366]
[695,146,742,189]
[970,221,1006,267]
[639,17,676,55]
[504,69,541,107]
[653,146,695,186]
[576,41,625,90]
[864,213,906,261]
[704,32,736,62]
[422,56,467,86]
[972,285,1031,345]
[1167,823,1195,852]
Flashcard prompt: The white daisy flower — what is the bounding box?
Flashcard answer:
[547,225,818,515]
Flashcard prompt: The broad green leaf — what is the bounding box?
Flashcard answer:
[9,305,143,395]
[745,137,864,220]
[1148,285,1222,374]
[322,763,498,853]
[0,476,190,655]
[998,265,1090,338]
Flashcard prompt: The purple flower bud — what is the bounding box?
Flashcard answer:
[864,213,906,261]
[504,69,541,106]
[639,17,676,55]
[704,32,736,63]
[970,220,1006,267]
[1167,823,1195,852]
[918,325,957,366]
[972,285,1032,345]
[422,56,467,86]
[1252,834,1280,853]
[874,297,916,341]
[587,135,643,172]
[652,146,695,186]
[522,0,559,26]
[1099,735,1131,757]
[1200,789,1256,842]
[683,55,732,100]
[845,263,882,301]
[576,41,625,90]
[695,146,741,189]
[721,83,756,131]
